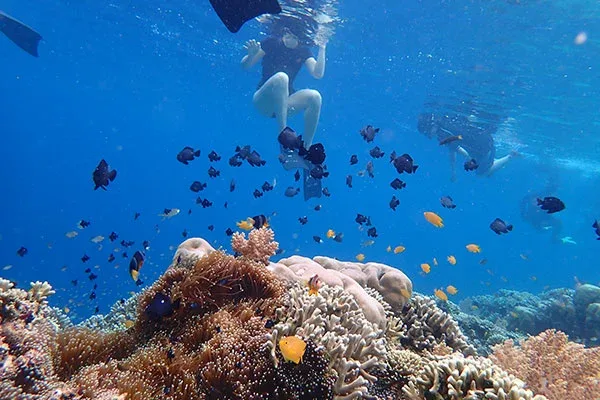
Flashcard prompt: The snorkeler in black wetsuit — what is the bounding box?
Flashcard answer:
[241,24,327,199]
[417,112,518,181]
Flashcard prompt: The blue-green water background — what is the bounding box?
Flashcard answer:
[1,0,599,322]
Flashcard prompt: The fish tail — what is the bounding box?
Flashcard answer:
[194,150,200,157]
[413,165,419,173]
[536,198,542,205]
[507,225,513,231]
[109,170,117,181]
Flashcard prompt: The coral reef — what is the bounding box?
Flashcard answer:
[231,227,280,265]
[491,329,600,400]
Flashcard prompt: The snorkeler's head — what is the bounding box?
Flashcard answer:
[417,113,439,139]
[281,27,299,48]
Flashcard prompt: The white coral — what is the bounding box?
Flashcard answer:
[266,284,386,400]
[0,278,15,292]
[28,281,55,304]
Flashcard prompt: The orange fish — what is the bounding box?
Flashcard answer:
[394,246,406,254]
[279,336,307,364]
[446,285,458,295]
[424,212,444,228]
[356,253,365,262]
[434,289,448,301]
[124,320,135,329]
[326,229,336,239]
[447,255,456,265]
[466,244,481,253]
[307,274,321,296]
[421,263,431,274]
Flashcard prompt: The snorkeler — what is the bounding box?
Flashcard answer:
[0,11,42,57]
[241,24,327,168]
[417,112,518,181]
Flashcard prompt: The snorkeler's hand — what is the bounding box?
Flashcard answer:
[244,39,261,57]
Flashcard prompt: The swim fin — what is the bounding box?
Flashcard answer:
[208,0,282,33]
[303,169,322,201]
[0,11,42,57]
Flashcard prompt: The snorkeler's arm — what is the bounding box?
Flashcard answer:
[305,44,326,79]
[241,39,265,70]
[456,146,470,159]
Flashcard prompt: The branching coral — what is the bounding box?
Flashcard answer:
[403,354,548,400]
[231,227,279,265]
[490,329,600,400]
[266,283,386,400]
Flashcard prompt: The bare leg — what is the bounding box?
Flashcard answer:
[486,152,516,176]
[252,72,289,131]
[287,89,322,148]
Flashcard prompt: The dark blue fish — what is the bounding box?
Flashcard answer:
[92,159,117,190]
[16,246,27,257]
[464,159,479,171]
[490,218,513,235]
[391,153,418,174]
[284,187,300,197]
[253,189,263,198]
[230,179,236,192]
[300,143,326,165]
[593,220,600,240]
[367,227,378,238]
[278,127,304,151]
[177,147,200,165]
[145,292,178,321]
[109,232,118,242]
[208,151,221,162]
[190,181,207,192]
[208,166,220,178]
[350,155,358,165]
[389,196,399,211]
[390,178,406,190]
[346,175,353,188]
[251,214,269,229]
[310,165,329,179]
[298,216,308,225]
[360,125,379,143]
[537,197,565,214]
[262,181,274,192]
[369,146,385,159]
[440,196,456,209]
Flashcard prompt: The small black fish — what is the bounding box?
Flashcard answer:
[81,254,90,263]
[85,268,91,273]
[253,189,263,198]
[300,143,326,165]
[284,187,300,197]
[369,146,385,159]
[389,196,400,211]
[208,166,220,178]
[92,159,117,190]
[190,181,207,192]
[134,212,140,220]
[298,216,308,225]
[391,153,418,174]
[71,280,78,286]
[350,155,358,165]
[122,252,128,259]
[145,292,177,320]
[177,147,200,165]
[390,178,406,190]
[225,228,234,236]
[310,165,329,179]
[346,175,353,188]
[108,253,115,263]
[94,306,100,314]
[440,196,456,209]
[230,179,236,192]
[224,202,228,209]
[439,135,462,146]
[264,319,275,329]
[182,229,188,238]
[247,150,266,167]
[322,187,331,197]
[208,225,214,231]
[332,232,343,243]
[109,232,118,242]
[355,214,369,225]
[262,181,274,192]
[251,214,269,229]
[294,170,301,182]
[167,347,175,360]
[89,291,96,300]
[313,236,323,243]
[389,151,397,163]
[592,220,600,240]
[278,126,304,151]
[79,220,91,229]
[314,204,322,211]
[464,159,479,171]
[208,151,221,162]
[121,240,134,248]
[143,240,150,250]
[188,209,192,215]
[537,197,565,214]
[229,155,243,167]
[490,218,513,235]
[366,161,374,178]
[367,227,378,238]
[16,247,28,257]
[129,250,145,282]
[360,125,380,143]
[93,283,97,290]
[196,198,213,208]
[88,273,98,281]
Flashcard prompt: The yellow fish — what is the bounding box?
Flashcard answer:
[420,263,431,274]
[394,246,406,254]
[446,285,458,295]
[124,319,135,329]
[356,253,365,262]
[279,336,307,364]
[326,229,336,239]
[433,257,438,266]
[236,218,254,231]
[447,255,457,265]
[466,244,481,253]
[400,288,412,300]
[424,212,444,228]
[434,289,448,301]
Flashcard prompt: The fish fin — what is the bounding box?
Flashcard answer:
[109,170,117,181]
[593,221,598,228]
[412,165,419,173]
[194,150,200,157]
[507,225,513,231]
[374,128,380,133]
[208,0,282,33]
[182,160,188,165]
[0,12,42,57]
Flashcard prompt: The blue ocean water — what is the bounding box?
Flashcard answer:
[1,0,599,322]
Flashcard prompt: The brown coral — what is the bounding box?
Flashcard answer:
[231,227,279,265]
[490,329,600,400]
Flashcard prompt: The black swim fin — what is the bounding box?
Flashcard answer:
[0,11,42,57]
[208,0,282,33]
[303,169,322,201]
